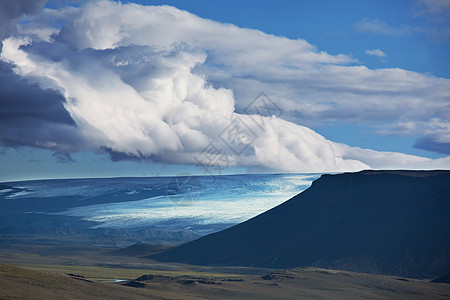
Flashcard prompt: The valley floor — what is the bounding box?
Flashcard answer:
[1,241,449,300]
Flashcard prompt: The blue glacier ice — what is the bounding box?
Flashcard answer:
[0,173,320,237]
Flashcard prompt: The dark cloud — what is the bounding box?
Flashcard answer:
[0,61,82,150]
[0,0,47,43]
[0,1,81,151]
[414,135,450,155]
[20,41,71,63]
[52,151,75,163]
[29,158,44,163]
[102,147,150,162]
[0,62,74,124]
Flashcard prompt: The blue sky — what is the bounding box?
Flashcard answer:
[0,0,449,181]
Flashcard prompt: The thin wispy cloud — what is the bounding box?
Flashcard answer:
[52,151,76,163]
[356,0,450,41]
[418,0,450,15]
[354,18,414,36]
[1,0,449,171]
[365,49,387,58]
[416,0,450,40]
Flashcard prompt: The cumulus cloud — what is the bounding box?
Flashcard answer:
[1,0,449,171]
[365,48,386,57]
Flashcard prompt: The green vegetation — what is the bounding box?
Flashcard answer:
[13,263,239,282]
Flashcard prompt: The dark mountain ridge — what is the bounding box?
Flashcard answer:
[151,170,450,278]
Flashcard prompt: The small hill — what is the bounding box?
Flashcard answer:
[0,263,156,299]
[111,243,173,257]
[432,273,450,284]
[151,170,450,278]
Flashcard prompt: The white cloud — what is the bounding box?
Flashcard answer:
[1,0,449,172]
[365,48,386,57]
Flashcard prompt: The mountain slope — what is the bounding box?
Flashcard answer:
[151,170,450,278]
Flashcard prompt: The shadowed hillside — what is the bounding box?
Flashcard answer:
[152,170,450,278]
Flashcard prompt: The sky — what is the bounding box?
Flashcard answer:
[0,0,449,181]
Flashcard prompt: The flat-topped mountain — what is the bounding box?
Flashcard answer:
[152,170,450,278]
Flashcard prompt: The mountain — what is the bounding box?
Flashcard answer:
[151,170,450,278]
